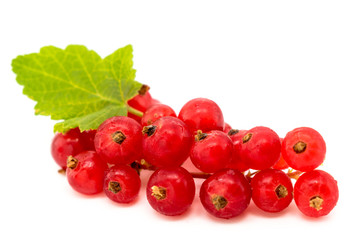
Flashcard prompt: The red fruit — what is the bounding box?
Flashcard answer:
[200,169,251,219]
[79,129,96,151]
[127,85,153,122]
[94,116,143,165]
[239,126,281,170]
[223,123,232,134]
[178,98,224,134]
[282,127,326,172]
[51,128,84,170]
[294,170,338,217]
[190,130,233,173]
[66,151,107,195]
[141,104,176,126]
[142,116,192,167]
[226,129,249,172]
[272,138,289,170]
[251,169,293,212]
[146,167,195,216]
[104,165,141,204]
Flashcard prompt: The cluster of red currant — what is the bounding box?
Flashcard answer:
[51,87,339,219]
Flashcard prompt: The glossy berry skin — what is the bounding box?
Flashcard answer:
[294,170,338,217]
[94,116,143,165]
[51,128,84,169]
[127,91,153,122]
[80,129,97,151]
[142,116,192,168]
[178,98,224,134]
[240,126,281,170]
[200,169,251,219]
[104,165,141,204]
[226,129,249,172]
[146,167,195,216]
[190,130,233,173]
[282,127,326,172]
[141,104,176,126]
[66,151,108,195]
[272,138,289,170]
[251,169,293,213]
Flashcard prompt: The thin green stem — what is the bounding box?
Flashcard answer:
[127,105,143,117]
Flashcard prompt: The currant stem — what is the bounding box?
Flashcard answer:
[189,172,211,179]
[287,170,303,180]
[127,105,144,117]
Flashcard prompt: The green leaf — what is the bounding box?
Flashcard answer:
[12,44,142,133]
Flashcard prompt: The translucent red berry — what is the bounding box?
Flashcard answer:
[127,85,153,122]
[79,129,97,151]
[51,128,84,170]
[251,169,293,212]
[104,165,141,204]
[282,127,326,172]
[142,116,192,167]
[146,167,195,216]
[178,98,224,134]
[141,103,176,126]
[239,126,281,170]
[200,169,251,219]
[226,129,249,172]
[66,151,107,195]
[190,130,233,173]
[294,170,338,217]
[94,116,142,165]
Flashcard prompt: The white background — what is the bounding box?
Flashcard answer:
[0,1,359,239]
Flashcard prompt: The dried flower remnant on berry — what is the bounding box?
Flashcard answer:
[67,156,78,169]
[242,133,252,143]
[275,185,288,199]
[309,196,323,211]
[212,195,228,210]
[293,141,307,154]
[142,125,157,137]
[151,186,167,200]
[108,181,122,194]
[111,131,126,144]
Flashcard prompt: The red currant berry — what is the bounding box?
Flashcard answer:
[141,103,176,126]
[239,126,281,170]
[142,116,192,167]
[51,128,84,170]
[94,116,142,165]
[127,85,153,122]
[146,167,195,216]
[294,170,338,217]
[226,129,249,172]
[282,127,326,172]
[79,129,96,151]
[200,169,251,219]
[178,98,224,134]
[272,138,289,170]
[104,165,141,204]
[66,151,107,195]
[251,169,293,212]
[190,130,233,173]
